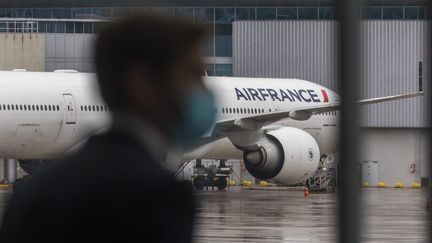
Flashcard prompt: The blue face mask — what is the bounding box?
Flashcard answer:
[170,90,216,148]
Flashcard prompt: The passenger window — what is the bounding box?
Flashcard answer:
[96,106,99,112]
[36,105,39,111]
[2,105,5,110]
[20,105,22,110]
[48,105,51,111]
[11,105,14,111]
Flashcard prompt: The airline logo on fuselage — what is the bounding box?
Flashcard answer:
[234,88,329,103]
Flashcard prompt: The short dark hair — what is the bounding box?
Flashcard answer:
[94,14,206,109]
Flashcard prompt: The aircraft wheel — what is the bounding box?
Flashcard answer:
[193,178,205,190]
[216,177,227,190]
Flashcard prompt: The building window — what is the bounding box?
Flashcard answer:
[319,7,337,19]
[361,7,382,19]
[298,8,318,19]
[235,8,256,20]
[0,9,13,18]
[93,8,112,17]
[195,8,214,56]
[215,64,232,76]
[14,8,32,18]
[204,64,215,76]
[215,8,233,57]
[404,7,425,19]
[277,8,297,20]
[72,8,93,19]
[256,8,276,20]
[33,8,52,18]
[52,8,72,18]
[383,7,403,19]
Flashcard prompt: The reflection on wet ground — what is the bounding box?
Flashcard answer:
[0,187,427,242]
[194,187,428,243]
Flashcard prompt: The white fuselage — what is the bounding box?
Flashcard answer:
[0,71,339,161]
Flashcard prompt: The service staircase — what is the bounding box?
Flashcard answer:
[174,160,191,178]
[307,159,337,193]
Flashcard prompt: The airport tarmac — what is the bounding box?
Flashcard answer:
[194,187,429,243]
[0,187,428,242]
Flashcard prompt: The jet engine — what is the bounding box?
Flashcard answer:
[243,127,320,185]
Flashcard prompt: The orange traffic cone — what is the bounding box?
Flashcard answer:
[304,187,310,197]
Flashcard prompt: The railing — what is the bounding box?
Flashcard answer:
[0,18,109,33]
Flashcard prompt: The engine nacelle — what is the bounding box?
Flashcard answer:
[243,127,320,185]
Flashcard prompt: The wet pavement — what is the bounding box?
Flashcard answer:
[0,187,427,242]
[194,187,429,243]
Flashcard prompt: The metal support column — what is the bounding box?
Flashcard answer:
[428,4,432,242]
[338,0,361,242]
[4,159,17,184]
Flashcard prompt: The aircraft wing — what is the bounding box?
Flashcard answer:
[358,91,422,105]
[209,103,339,136]
[206,91,422,138]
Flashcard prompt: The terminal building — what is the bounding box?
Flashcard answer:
[0,0,429,186]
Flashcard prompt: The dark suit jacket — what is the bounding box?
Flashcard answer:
[0,131,195,243]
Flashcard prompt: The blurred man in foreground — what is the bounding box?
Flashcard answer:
[0,14,215,243]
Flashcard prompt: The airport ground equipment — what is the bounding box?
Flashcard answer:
[192,159,231,190]
[307,156,336,193]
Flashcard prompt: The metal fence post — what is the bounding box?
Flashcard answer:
[338,0,361,242]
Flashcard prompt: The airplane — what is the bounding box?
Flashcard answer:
[0,70,421,185]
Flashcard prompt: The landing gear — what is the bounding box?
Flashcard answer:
[192,159,231,190]
[193,177,206,190]
[214,176,227,190]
